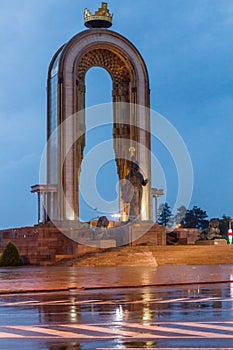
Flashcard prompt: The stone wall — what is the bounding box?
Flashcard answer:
[131,223,166,246]
[0,222,167,265]
[173,228,200,245]
[0,226,78,265]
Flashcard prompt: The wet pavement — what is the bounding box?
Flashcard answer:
[1,266,233,349]
[1,265,233,293]
[1,283,233,349]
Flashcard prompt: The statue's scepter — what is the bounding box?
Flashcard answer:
[129,146,136,159]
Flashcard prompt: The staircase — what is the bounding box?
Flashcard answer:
[73,245,233,266]
[150,245,233,266]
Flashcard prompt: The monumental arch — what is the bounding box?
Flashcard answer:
[38,3,152,224]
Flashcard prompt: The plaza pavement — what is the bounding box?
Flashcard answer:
[1,264,233,294]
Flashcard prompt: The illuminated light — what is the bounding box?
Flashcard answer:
[141,201,146,221]
[111,213,121,218]
[121,212,128,222]
[67,209,75,220]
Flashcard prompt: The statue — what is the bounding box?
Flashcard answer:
[92,216,109,240]
[96,216,109,228]
[84,8,92,19]
[199,218,222,240]
[95,2,110,16]
[122,160,148,220]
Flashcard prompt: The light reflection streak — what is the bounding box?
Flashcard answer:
[142,292,153,325]
[70,304,78,322]
[115,304,124,322]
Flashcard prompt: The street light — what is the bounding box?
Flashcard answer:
[151,188,164,224]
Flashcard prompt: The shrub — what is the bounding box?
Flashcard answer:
[0,242,23,267]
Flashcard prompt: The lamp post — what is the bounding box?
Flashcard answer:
[151,188,164,224]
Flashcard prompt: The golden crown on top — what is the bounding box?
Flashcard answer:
[84,2,113,28]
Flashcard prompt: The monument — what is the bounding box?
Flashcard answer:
[32,2,152,225]
[1,3,232,265]
[0,3,168,265]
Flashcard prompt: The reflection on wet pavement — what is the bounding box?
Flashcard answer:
[1,265,233,293]
[1,281,233,349]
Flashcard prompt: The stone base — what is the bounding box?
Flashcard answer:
[177,228,200,244]
[131,223,166,246]
[167,228,200,245]
[86,240,116,248]
[0,225,78,265]
[99,240,116,248]
[0,222,165,265]
[196,239,227,246]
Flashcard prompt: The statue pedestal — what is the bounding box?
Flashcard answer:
[131,222,166,246]
[86,240,117,248]
[196,239,227,246]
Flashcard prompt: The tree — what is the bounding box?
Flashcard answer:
[0,242,23,267]
[219,215,231,240]
[174,205,187,226]
[182,205,209,230]
[158,202,173,227]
